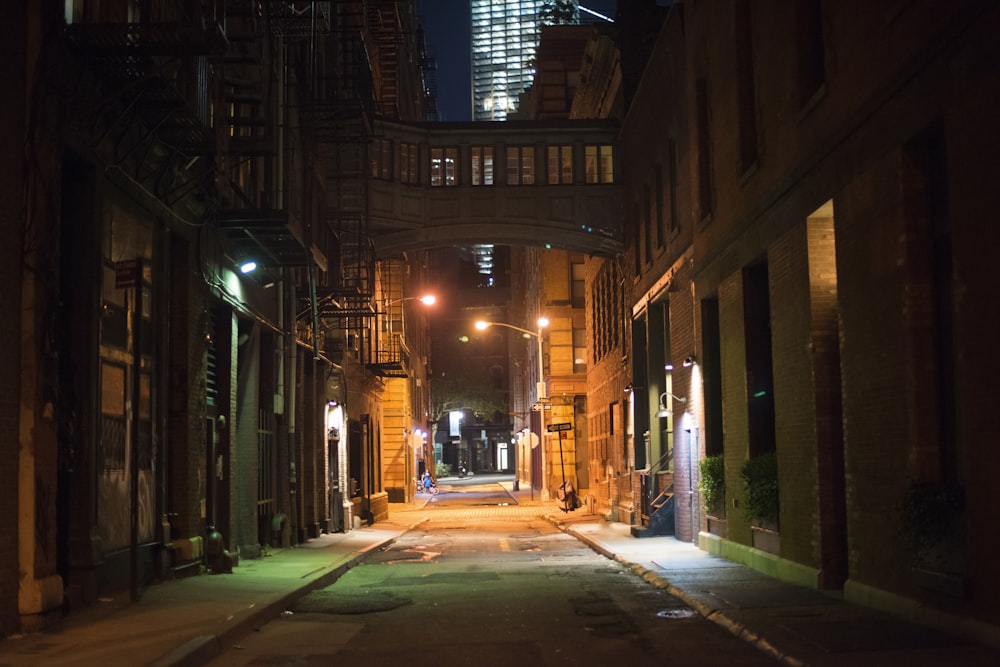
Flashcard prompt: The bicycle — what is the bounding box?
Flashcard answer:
[415,476,439,495]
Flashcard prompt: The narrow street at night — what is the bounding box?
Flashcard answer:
[204,482,777,667]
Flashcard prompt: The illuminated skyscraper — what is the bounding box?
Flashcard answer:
[472,1,581,121]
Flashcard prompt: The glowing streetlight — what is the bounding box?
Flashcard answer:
[387,294,436,307]
[474,317,549,399]
[383,294,436,342]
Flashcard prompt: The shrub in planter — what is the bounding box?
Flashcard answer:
[741,451,779,525]
[698,453,726,514]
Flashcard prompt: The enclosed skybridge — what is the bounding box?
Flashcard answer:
[363,118,623,257]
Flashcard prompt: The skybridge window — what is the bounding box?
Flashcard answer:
[430,147,458,186]
[585,144,614,184]
[547,145,573,185]
[506,146,535,185]
[471,146,495,186]
[371,138,391,180]
[400,142,419,185]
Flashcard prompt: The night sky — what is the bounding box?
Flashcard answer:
[419,1,619,121]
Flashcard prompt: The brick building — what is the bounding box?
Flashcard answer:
[3,0,434,636]
[615,0,1000,645]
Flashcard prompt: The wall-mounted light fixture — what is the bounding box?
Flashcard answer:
[683,355,697,367]
[654,391,687,418]
[240,260,257,274]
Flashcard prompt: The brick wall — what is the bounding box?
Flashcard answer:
[836,150,912,589]
[768,222,821,568]
[717,272,751,547]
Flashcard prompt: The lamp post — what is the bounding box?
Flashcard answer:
[475,317,548,398]
[475,318,549,495]
[383,294,436,350]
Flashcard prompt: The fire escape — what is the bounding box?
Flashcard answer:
[295,0,418,378]
[62,0,313,273]
[293,1,375,367]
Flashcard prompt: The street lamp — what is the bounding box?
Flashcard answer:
[383,294,436,341]
[475,317,548,399]
[475,318,549,497]
[386,294,436,307]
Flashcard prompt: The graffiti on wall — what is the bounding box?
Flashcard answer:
[98,469,155,552]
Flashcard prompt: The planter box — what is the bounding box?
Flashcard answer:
[751,523,780,554]
[707,515,728,538]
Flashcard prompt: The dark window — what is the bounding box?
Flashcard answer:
[743,263,775,457]
[696,77,713,221]
[655,163,665,247]
[701,297,723,457]
[735,0,759,172]
[668,139,679,232]
[795,0,826,107]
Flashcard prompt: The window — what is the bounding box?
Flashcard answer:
[585,145,614,183]
[547,145,573,184]
[400,142,419,184]
[655,163,665,248]
[632,200,641,276]
[430,147,457,186]
[744,263,775,458]
[571,261,585,308]
[471,146,494,185]
[643,183,652,264]
[506,146,535,185]
[371,138,391,180]
[573,328,587,373]
[735,0,759,172]
[795,0,825,107]
[696,77,713,221]
[668,139,679,232]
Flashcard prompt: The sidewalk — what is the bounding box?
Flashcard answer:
[1,483,998,667]
[552,513,1000,667]
[0,518,423,667]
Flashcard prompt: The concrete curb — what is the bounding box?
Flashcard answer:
[556,523,807,667]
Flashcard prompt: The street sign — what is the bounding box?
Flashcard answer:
[547,422,572,432]
[115,259,139,288]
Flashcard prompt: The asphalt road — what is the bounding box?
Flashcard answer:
[205,483,779,666]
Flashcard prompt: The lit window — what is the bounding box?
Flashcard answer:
[506,146,535,185]
[585,145,614,184]
[430,147,458,187]
[547,145,573,185]
[472,146,494,186]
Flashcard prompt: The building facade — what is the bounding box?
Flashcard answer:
[616,0,1000,646]
[4,0,435,636]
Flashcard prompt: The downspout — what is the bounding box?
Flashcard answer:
[286,274,298,542]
